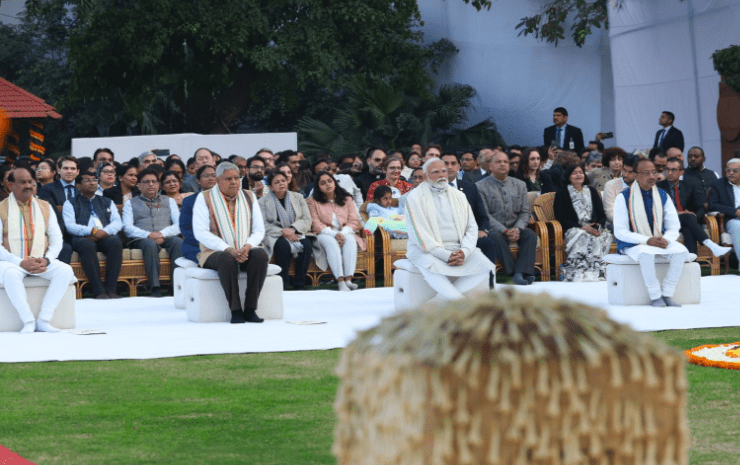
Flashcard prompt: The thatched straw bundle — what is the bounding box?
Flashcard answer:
[334,289,688,465]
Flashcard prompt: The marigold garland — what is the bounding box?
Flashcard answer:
[685,341,740,370]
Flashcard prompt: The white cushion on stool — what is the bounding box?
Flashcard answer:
[604,253,697,265]
[185,265,283,322]
[605,254,701,305]
[392,259,489,310]
[0,276,77,332]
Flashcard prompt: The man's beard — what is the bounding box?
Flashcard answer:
[429,177,449,192]
[249,172,264,182]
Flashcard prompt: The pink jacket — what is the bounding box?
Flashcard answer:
[306,197,367,251]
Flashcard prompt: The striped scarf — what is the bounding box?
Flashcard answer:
[206,185,252,249]
[7,193,47,259]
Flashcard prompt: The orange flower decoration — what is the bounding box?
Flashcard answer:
[685,342,740,370]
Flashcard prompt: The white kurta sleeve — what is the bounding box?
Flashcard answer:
[159,198,181,237]
[247,197,265,248]
[44,212,63,261]
[459,205,479,260]
[662,196,681,242]
[192,194,230,252]
[613,195,649,245]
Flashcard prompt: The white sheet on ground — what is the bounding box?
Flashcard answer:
[1,276,738,363]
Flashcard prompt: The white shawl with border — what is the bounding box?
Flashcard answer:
[7,192,47,259]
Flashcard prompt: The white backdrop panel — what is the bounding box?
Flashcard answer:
[71,133,297,162]
[608,0,740,172]
[417,0,611,148]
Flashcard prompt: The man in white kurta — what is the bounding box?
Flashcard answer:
[405,159,496,300]
[0,167,75,332]
[614,158,689,307]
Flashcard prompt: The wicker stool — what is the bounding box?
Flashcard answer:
[605,253,701,305]
[0,275,77,332]
[184,264,283,323]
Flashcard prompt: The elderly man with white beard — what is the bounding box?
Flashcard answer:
[404,159,496,300]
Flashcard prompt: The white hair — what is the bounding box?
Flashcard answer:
[726,158,740,167]
[422,158,444,174]
[215,162,239,177]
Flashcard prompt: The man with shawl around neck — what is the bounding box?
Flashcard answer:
[122,167,183,298]
[193,162,268,323]
[0,166,75,332]
[614,158,689,307]
[405,159,496,300]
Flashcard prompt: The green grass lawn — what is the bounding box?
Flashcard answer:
[1,327,739,464]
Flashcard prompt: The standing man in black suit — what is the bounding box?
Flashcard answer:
[656,157,729,256]
[653,111,684,152]
[37,155,77,264]
[442,152,497,288]
[543,107,584,153]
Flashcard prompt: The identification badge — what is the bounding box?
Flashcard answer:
[569,140,575,150]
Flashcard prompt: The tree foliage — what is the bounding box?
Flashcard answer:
[297,77,504,156]
[515,0,610,47]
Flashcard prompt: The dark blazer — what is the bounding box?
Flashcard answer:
[708,177,739,227]
[653,126,684,152]
[103,184,140,205]
[539,165,566,195]
[657,179,705,220]
[462,169,484,184]
[543,124,584,153]
[553,185,606,232]
[456,179,491,232]
[179,193,200,263]
[354,171,384,200]
[38,179,76,240]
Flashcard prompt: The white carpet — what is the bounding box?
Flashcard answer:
[1,276,738,363]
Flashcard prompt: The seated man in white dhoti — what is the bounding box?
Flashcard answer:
[614,158,689,307]
[0,166,75,332]
[405,159,496,300]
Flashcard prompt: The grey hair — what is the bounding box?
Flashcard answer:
[422,157,444,174]
[585,151,602,165]
[727,158,740,167]
[215,162,239,177]
[138,151,156,163]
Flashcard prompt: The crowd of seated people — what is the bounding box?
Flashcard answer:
[3,134,739,317]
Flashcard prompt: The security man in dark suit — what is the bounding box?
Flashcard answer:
[37,154,77,264]
[657,157,729,256]
[653,111,685,152]
[543,107,584,153]
[441,152,497,287]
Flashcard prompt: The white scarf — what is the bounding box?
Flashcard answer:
[7,192,47,259]
[207,185,252,249]
[406,182,469,253]
[627,182,663,238]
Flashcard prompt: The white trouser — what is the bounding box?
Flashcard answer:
[0,260,75,324]
[636,251,688,300]
[418,267,488,300]
[317,233,358,279]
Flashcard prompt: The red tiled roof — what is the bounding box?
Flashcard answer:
[0,77,62,119]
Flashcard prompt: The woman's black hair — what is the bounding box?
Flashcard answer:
[160,170,182,194]
[312,171,351,206]
[164,158,187,179]
[564,164,589,186]
[116,163,136,179]
[372,184,393,202]
[196,164,215,180]
[266,169,287,186]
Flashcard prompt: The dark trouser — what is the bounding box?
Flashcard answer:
[273,237,313,289]
[58,241,73,264]
[128,236,183,288]
[488,228,536,275]
[72,235,123,296]
[477,235,497,288]
[203,249,269,312]
[678,212,709,254]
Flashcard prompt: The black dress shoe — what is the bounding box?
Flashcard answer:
[231,311,246,324]
[150,287,162,298]
[95,294,109,300]
[107,293,122,299]
[244,309,264,323]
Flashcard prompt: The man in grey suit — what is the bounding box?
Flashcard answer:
[476,151,536,285]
